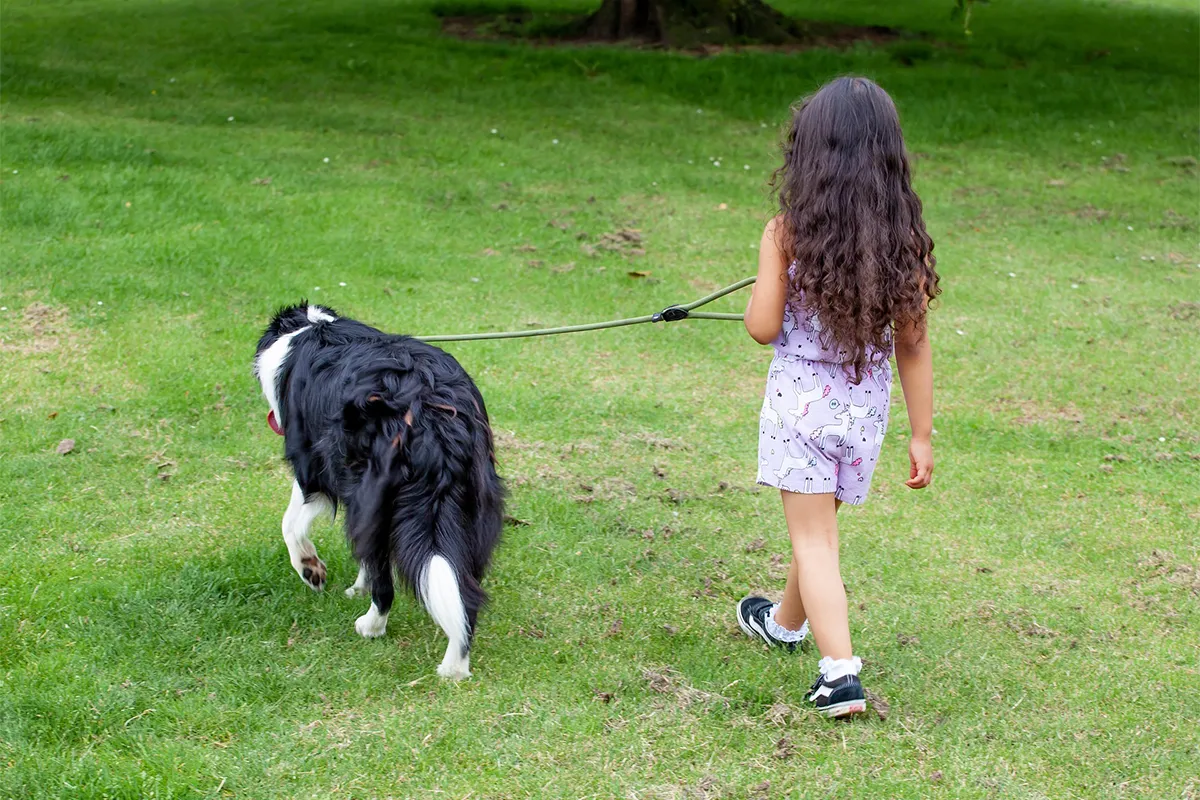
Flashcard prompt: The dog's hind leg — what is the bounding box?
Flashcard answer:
[421,555,471,680]
[354,562,393,639]
[282,481,332,591]
[345,564,370,598]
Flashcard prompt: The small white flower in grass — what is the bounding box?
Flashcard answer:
[338,282,347,287]
[743,165,750,170]
[97,301,104,306]
[1158,436,1166,442]
[169,78,176,83]
[652,181,657,186]
[470,277,480,283]
[760,122,767,128]
[491,128,497,134]
[932,429,939,436]
[1071,283,1079,289]
[11,170,16,174]
[956,329,965,336]
[1149,256,1155,262]
[552,139,559,144]
[500,162,505,166]
[1008,272,1016,277]
[228,116,235,122]
[314,287,321,291]
[696,109,703,114]
[1126,225,1133,231]
[713,161,720,167]
[0,307,7,312]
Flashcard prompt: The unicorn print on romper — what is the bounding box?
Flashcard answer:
[757,288,890,506]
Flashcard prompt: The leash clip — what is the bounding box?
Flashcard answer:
[653,306,689,323]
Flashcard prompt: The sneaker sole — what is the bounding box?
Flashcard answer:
[818,699,868,719]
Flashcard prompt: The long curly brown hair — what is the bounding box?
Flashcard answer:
[772,76,940,382]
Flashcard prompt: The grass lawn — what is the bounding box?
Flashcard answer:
[1,0,1198,796]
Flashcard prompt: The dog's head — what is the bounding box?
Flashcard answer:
[253,302,338,433]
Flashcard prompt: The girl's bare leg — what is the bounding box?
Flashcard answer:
[774,557,807,631]
[775,499,841,632]
[781,491,851,660]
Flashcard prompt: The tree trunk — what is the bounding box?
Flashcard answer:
[585,0,801,46]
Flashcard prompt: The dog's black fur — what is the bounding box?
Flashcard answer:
[255,303,503,676]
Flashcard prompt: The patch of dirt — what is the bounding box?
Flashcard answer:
[1068,204,1110,222]
[999,397,1086,427]
[1008,619,1058,639]
[1136,549,1200,596]
[621,432,690,450]
[1168,302,1200,322]
[1160,209,1195,230]
[863,688,890,720]
[438,10,902,54]
[574,477,638,503]
[1,302,77,355]
[642,666,729,710]
[764,702,795,726]
[773,735,796,759]
[578,228,645,259]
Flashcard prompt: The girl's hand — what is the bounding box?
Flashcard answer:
[906,437,934,489]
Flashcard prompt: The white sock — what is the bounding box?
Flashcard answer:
[818,656,862,682]
[765,604,809,643]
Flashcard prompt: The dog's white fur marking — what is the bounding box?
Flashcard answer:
[422,555,471,680]
[255,326,311,421]
[306,305,336,324]
[281,481,333,589]
[345,565,370,598]
[354,602,389,638]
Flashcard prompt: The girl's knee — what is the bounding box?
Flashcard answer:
[790,528,839,555]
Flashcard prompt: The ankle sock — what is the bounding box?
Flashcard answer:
[765,604,809,643]
[818,656,862,682]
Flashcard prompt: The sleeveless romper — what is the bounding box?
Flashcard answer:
[756,295,892,505]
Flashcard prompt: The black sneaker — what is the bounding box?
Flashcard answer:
[806,671,868,718]
[736,596,805,652]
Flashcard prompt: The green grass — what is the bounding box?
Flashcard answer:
[1,0,1198,796]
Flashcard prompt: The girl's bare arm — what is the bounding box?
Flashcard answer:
[745,218,789,345]
[893,317,934,488]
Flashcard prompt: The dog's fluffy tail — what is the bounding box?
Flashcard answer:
[421,554,471,679]
[342,367,503,678]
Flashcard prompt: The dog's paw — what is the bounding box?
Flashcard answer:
[355,609,388,639]
[437,658,471,681]
[298,556,326,591]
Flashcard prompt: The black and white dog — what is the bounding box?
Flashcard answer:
[253,303,503,679]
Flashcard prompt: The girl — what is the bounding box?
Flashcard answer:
[736,77,939,719]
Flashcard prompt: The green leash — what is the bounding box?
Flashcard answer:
[416,276,756,343]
